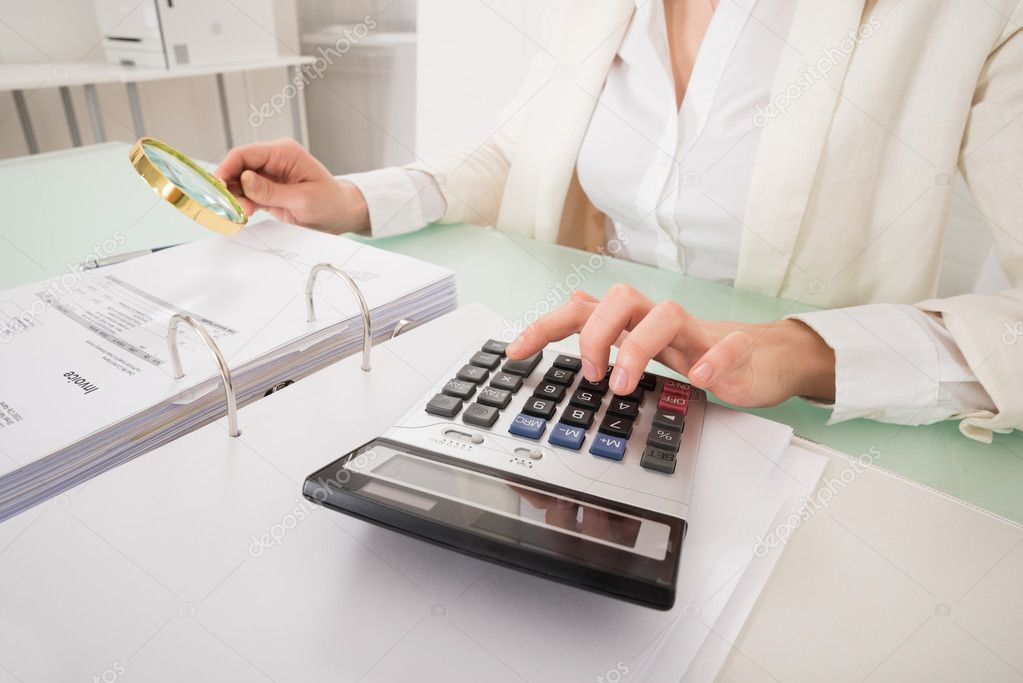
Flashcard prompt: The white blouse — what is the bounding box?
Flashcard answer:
[341,0,994,426]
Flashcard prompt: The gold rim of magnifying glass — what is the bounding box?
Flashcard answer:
[129,137,247,236]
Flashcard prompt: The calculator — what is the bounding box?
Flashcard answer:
[304,340,706,609]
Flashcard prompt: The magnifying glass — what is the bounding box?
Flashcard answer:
[129,137,247,236]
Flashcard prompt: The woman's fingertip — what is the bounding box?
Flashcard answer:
[691,362,713,383]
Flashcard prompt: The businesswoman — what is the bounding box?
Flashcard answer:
[217,0,1023,442]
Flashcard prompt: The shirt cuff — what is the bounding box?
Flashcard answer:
[789,304,947,425]
[338,168,446,239]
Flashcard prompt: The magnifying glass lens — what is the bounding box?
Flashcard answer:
[141,141,243,222]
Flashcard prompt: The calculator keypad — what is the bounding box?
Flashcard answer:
[424,339,701,475]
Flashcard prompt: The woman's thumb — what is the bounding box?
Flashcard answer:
[240,169,291,208]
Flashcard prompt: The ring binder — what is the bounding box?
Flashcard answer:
[305,262,372,372]
[166,313,241,437]
[391,318,414,339]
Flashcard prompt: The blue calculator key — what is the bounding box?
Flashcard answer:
[509,413,547,440]
[590,433,627,461]
[548,423,586,450]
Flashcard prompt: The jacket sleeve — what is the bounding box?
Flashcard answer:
[402,3,561,227]
[916,4,1023,442]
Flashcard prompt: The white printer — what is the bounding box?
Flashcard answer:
[92,0,281,69]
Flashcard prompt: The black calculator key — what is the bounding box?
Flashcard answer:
[607,398,640,419]
[470,351,502,370]
[553,354,582,372]
[523,396,557,420]
[544,367,575,385]
[490,372,523,392]
[482,339,509,356]
[425,394,462,418]
[653,410,685,431]
[561,406,594,429]
[533,381,566,402]
[456,364,489,384]
[613,385,645,402]
[638,372,657,391]
[442,379,477,400]
[647,426,682,452]
[599,414,633,439]
[578,376,610,395]
[463,402,500,428]
[569,388,601,411]
[502,351,543,376]
[477,386,512,409]
[641,447,677,474]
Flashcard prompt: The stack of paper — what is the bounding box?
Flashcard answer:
[0,221,456,521]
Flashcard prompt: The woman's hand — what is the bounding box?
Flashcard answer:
[214,138,369,234]
[505,285,836,407]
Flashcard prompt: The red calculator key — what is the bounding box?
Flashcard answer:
[658,393,689,415]
[662,379,691,397]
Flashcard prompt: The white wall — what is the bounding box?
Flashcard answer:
[0,0,300,163]
[414,0,546,165]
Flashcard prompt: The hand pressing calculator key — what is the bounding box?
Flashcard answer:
[305,340,706,609]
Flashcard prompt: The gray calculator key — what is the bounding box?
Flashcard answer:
[553,354,582,372]
[653,410,685,431]
[641,447,677,474]
[456,364,489,384]
[502,351,543,376]
[470,351,502,370]
[425,394,462,418]
[490,372,523,392]
[647,426,682,452]
[478,386,512,408]
[442,379,477,400]
[482,339,509,356]
[463,402,499,428]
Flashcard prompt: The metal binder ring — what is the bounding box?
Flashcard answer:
[391,318,414,339]
[304,262,372,372]
[166,313,241,437]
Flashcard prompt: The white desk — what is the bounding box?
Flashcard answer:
[0,56,315,153]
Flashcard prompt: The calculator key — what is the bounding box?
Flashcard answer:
[549,423,586,450]
[552,354,583,372]
[647,427,682,452]
[578,376,610,395]
[425,393,462,418]
[599,414,633,439]
[569,388,601,411]
[522,396,557,420]
[533,381,566,402]
[560,406,594,429]
[607,398,640,419]
[502,351,543,376]
[613,385,645,402]
[543,367,575,386]
[477,386,512,409]
[442,379,477,400]
[470,351,502,370]
[590,433,627,461]
[658,393,689,414]
[638,372,657,391]
[663,379,692,397]
[481,339,509,356]
[463,402,499,428]
[509,413,547,440]
[640,447,677,474]
[490,372,523,392]
[653,410,685,431]
[456,364,489,384]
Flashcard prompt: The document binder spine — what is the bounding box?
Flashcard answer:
[166,313,242,437]
[305,262,372,372]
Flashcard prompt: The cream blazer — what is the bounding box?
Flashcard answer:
[409,0,1023,441]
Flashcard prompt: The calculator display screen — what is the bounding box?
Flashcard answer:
[359,451,666,560]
